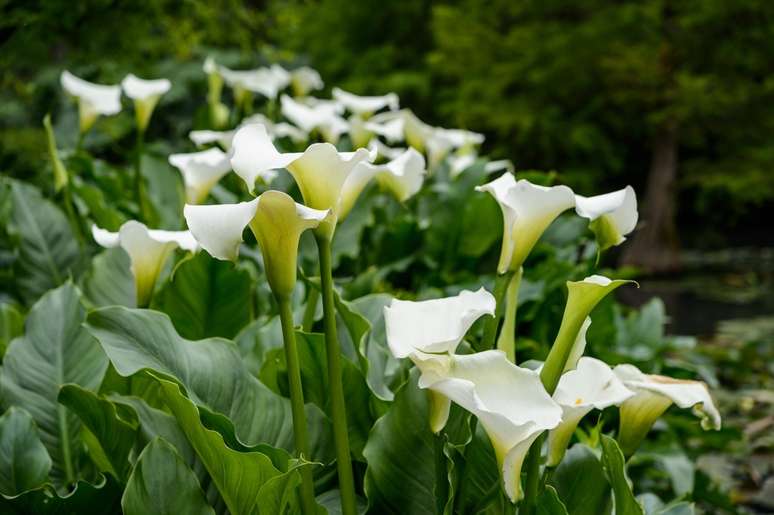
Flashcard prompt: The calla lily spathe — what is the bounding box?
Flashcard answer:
[220,64,291,101]
[229,124,373,238]
[547,357,634,466]
[189,129,236,149]
[290,66,324,97]
[92,221,199,307]
[242,114,308,144]
[184,191,328,297]
[364,113,407,144]
[332,87,399,117]
[476,174,575,273]
[121,74,171,132]
[413,350,562,502]
[60,70,122,133]
[168,148,233,204]
[614,364,721,456]
[280,95,348,144]
[368,140,406,161]
[575,186,638,251]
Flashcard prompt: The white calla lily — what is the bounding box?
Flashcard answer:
[290,66,324,97]
[547,357,634,466]
[91,222,198,307]
[242,113,308,144]
[184,191,328,297]
[332,87,399,117]
[60,70,122,133]
[121,74,171,132]
[280,95,348,143]
[613,364,721,456]
[340,148,426,217]
[365,112,406,144]
[189,129,236,149]
[220,64,291,101]
[476,174,576,273]
[575,186,638,251]
[414,350,562,502]
[168,148,233,204]
[229,123,373,237]
[347,115,373,149]
[367,140,407,161]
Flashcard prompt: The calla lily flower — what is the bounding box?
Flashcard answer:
[168,148,233,204]
[290,66,324,97]
[547,357,634,466]
[367,140,407,161]
[384,288,495,431]
[476,174,576,273]
[339,148,426,217]
[184,191,328,297]
[448,153,515,179]
[575,186,638,251]
[365,112,407,144]
[280,95,348,143]
[332,87,399,117]
[220,64,291,102]
[189,129,236,149]
[347,115,373,149]
[613,364,721,456]
[413,350,562,502]
[91,222,199,307]
[60,70,122,133]
[121,74,171,133]
[229,123,373,238]
[243,113,308,144]
[203,58,229,128]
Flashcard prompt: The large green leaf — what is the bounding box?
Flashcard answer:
[156,252,253,340]
[7,181,81,304]
[600,435,644,515]
[550,444,610,515]
[81,248,136,308]
[363,369,438,514]
[0,476,121,515]
[0,407,51,497]
[122,437,214,515]
[58,384,137,482]
[141,153,185,230]
[537,485,570,515]
[85,306,332,458]
[450,422,501,514]
[349,294,400,402]
[0,302,24,359]
[0,283,108,489]
[156,377,308,515]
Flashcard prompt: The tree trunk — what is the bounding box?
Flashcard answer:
[620,121,681,273]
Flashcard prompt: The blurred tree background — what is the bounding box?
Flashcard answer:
[2,0,774,272]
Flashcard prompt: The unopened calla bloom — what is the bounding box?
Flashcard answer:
[290,66,324,97]
[547,357,634,466]
[121,74,172,133]
[575,186,638,251]
[92,222,199,307]
[168,148,233,204]
[413,350,562,502]
[476,174,575,273]
[384,288,495,431]
[541,275,635,393]
[60,70,122,133]
[280,95,348,144]
[229,124,373,238]
[184,191,328,297]
[339,148,427,217]
[203,58,229,129]
[332,87,399,117]
[43,114,68,192]
[614,364,721,456]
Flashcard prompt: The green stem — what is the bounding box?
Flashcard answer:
[315,234,357,515]
[277,296,317,515]
[481,270,515,351]
[434,432,448,515]
[302,285,320,332]
[496,267,522,362]
[134,128,147,221]
[521,433,546,515]
[61,184,85,246]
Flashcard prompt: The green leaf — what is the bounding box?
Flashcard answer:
[71,180,125,232]
[141,154,185,230]
[0,476,121,514]
[349,294,400,402]
[363,369,437,514]
[0,407,51,497]
[600,435,644,515]
[7,181,81,304]
[85,306,332,458]
[58,384,138,482]
[550,444,610,515]
[537,485,570,515]
[81,248,136,308]
[156,252,253,340]
[0,283,108,489]
[451,423,501,514]
[122,437,214,515]
[0,302,24,359]
[458,192,502,258]
[156,377,309,515]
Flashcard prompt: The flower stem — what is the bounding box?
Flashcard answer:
[302,285,320,332]
[496,267,522,362]
[481,270,515,350]
[315,234,357,515]
[521,433,545,515]
[134,128,149,222]
[277,295,317,515]
[434,432,448,515]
